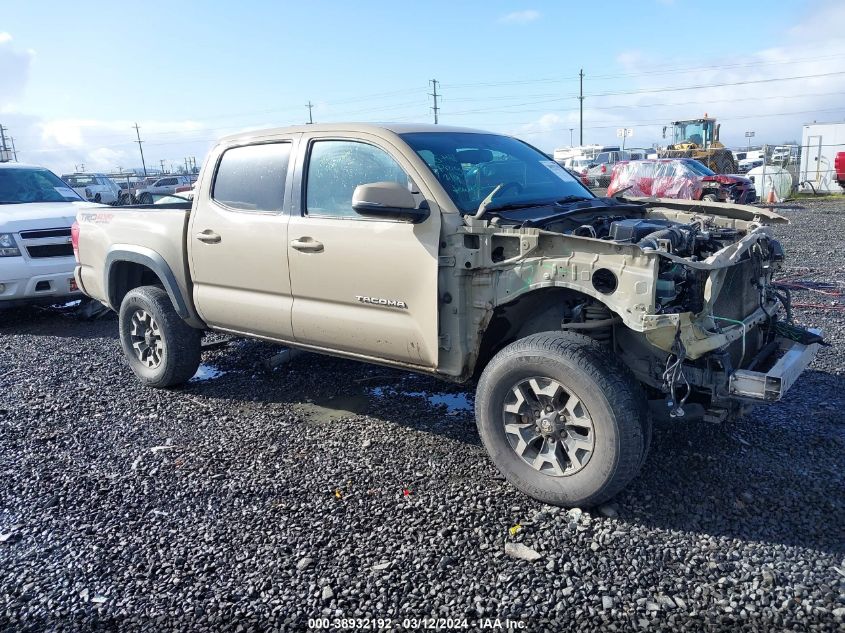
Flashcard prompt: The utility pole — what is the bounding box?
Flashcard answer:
[429,79,440,124]
[184,157,189,174]
[306,101,314,124]
[569,128,574,147]
[578,69,584,145]
[133,123,148,176]
[160,159,166,173]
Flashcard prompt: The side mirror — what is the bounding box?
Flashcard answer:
[352,181,429,223]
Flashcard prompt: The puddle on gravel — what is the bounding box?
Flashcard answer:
[298,394,370,423]
[370,387,473,414]
[190,364,227,382]
[298,385,473,424]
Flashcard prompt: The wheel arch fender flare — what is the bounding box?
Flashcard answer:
[104,245,190,319]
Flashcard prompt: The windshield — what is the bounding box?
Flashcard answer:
[683,160,715,176]
[672,120,714,147]
[401,132,593,214]
[0,168,83,204]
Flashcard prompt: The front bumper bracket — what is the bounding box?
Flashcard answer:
[728,329,822,401]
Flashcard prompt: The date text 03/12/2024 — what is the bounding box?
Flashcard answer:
[307,617,528,630]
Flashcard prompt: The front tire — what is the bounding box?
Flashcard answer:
[139,192,152,204]
[475,332,647,507]
[118,286,201,388]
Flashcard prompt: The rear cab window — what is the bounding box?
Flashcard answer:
[212,143,291,213]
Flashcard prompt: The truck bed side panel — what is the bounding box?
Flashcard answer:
[76,207,194,318]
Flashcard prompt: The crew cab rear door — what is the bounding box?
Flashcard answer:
[188,134,298,339]
[286,132,441,367]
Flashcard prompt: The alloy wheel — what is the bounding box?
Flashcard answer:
[502,376,595,476]
[129,309,165,368]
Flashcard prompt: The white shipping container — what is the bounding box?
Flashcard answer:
[799,122,845,193]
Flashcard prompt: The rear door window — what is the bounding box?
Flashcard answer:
[212,143,291,213]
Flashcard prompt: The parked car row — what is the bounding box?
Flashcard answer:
[62,173,122,204]
[558,149,659,189]
[134,175,194,204]
[59,173,196,205]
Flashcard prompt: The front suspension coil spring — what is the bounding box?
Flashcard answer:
[584,303,613,345]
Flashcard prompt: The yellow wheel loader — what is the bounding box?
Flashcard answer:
[659,116,737,174]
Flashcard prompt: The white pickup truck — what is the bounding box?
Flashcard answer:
[0,163,92,308]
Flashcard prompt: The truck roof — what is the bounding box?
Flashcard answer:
[0,162,48,170]
[218,122,494,142]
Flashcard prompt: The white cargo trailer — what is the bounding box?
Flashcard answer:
[800,121,845,193]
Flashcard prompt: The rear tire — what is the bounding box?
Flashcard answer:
[118,286,201,388]
[475,331,647,507]
[702,193,718,202]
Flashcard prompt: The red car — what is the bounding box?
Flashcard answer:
[835,151,845,190]
[607,158,756,203]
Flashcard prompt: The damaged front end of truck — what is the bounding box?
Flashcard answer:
[449,196,822,421]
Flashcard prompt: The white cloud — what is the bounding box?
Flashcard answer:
[0,32,12,44]
[38,118,205,150]
[498,10,540,24]
[5,114,215,174]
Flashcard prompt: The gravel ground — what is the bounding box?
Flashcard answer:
[1,198,844,632]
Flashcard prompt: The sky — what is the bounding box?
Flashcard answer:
[2,0,844,174]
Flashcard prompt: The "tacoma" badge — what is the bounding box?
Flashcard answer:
[355,296,408,309]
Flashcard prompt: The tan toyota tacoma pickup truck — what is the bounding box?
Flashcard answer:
[73,123,822,507]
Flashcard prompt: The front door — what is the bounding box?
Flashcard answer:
[189,136,297,339]
[287,134,441,367]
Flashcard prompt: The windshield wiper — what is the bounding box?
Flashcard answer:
[554,195,592,205]
[481,200,554,214]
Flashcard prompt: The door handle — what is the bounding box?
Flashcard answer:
[290,237,324,253]
[195,230,221,244]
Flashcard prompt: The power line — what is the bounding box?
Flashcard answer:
[587,70,845,98]
[514,106,845,135]
[441,52,845,90]
[421,70,845,119]
[440,90,845,119]
[20,67,845,150]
